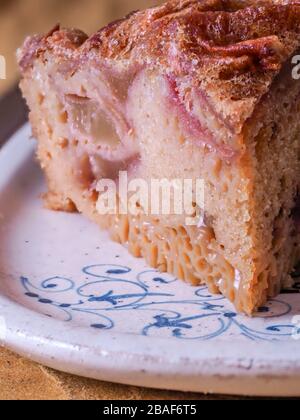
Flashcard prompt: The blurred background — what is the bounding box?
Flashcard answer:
[0,0,160,95]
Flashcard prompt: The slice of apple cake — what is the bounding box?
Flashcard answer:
[18,0,300,314]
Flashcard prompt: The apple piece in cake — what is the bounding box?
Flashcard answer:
[18,0,300,314]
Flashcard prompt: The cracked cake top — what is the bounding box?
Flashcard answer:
[18,0,300,127]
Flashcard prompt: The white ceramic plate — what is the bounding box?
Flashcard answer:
[1,124,300,397]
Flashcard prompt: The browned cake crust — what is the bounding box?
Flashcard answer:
[19,0,300,109]
[17,0,300,314]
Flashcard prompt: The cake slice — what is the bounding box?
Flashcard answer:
[18,0,300,314]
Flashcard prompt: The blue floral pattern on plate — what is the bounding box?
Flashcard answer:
[20,264,300,342]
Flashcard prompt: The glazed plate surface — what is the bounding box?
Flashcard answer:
[1,125,300,397]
